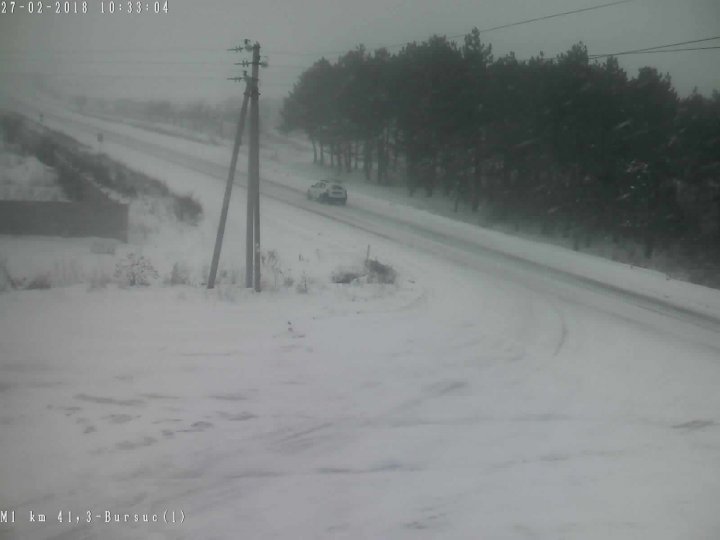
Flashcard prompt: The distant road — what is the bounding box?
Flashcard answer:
[18,103,720,346]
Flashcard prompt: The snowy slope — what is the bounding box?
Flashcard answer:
[1,100,720,540]
[0,143,66,202]
[14,98,720,324]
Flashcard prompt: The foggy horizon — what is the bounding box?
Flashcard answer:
[1,0,719,106]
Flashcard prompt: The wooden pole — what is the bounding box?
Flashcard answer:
[249,42,262,292]
[245,82,255,290]
[208,82,250,289]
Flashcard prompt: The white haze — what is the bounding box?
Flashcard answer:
[1,0,718,106]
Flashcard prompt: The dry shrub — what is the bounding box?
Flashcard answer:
[365,258,396,284]
[168,261,191,286]
[114,253,158,287]
[331,268,364,284]
[25,274,52,290]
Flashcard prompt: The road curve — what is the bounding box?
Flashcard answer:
[24,105,720,346]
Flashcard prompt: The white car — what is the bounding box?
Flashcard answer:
[307,181,347,205]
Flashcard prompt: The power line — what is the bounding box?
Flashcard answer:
[591,45,720,58]
[265,49,347,57]
[267,0,634,57]
[0,1,634,61]
[0,58,307,70]
[0,71,291,86]
[0,47,226,55]
[0,58,229,65]
[448,0,632,39]
[590,35,720,58]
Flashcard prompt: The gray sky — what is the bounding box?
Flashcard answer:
[0,0,718,104]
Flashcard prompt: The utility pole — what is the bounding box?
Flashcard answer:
[245,50,256,289]
[249,42,262,292]
[207,76,250,289]
[240,41,265,292]
[207,40,264,289]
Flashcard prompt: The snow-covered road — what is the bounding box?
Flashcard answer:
[1,101,719,539]
[24,104,720,329]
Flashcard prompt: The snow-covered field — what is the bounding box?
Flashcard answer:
[15,99,720,318]
[1,99,720,539]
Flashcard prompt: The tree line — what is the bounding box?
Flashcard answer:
[279,30,720,270]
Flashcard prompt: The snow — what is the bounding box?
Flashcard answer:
[0,142,67,202]
[17,98,720,321]
[1,98,720,539]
